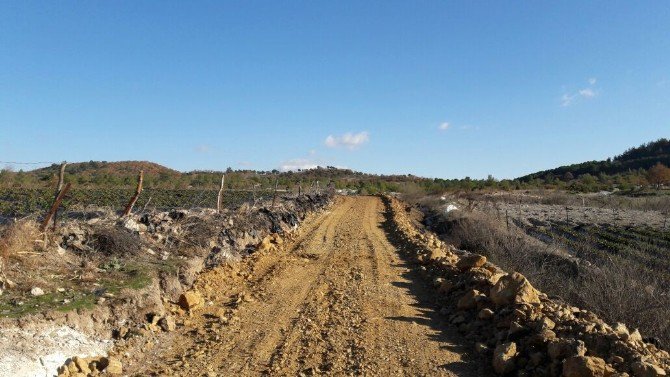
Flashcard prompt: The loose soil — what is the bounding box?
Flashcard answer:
[120,196,484,376]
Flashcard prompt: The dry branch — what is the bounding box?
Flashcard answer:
[122,170,144,217]
[40,182,71,232]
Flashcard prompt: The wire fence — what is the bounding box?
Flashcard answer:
[0,184,324,219]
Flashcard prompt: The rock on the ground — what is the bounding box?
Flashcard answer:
[631,361,667,377]
[562,356,613,377]
[456,254,487,271]
[31,287,45,296]
[179,291,203,310]
[105,357,123,375]
[159,315,176,332]
[489,272,540,306]
[492,342,517,374]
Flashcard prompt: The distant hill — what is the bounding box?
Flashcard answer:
[32,161,179,177]
[10,161,427,193]
[518,138,670,182]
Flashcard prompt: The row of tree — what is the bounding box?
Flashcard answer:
[1,161,669,195]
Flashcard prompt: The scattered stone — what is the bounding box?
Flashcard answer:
[104,357,123,375]
[72,357,90,374]
[478,308,494,320]
[179,291,204,310]
[548,339,586,361]
[562,356,613,377]
[490,272,540,306]
[159,315,177,332]
[457,289,480,310]
[456,254,487,271]
[492,342,517,374]
[631,361,667,377]
[121,218,141,232]
[30,287,44,296]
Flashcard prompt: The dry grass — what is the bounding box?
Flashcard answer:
[0,220,41,274]
[437,209,670,348]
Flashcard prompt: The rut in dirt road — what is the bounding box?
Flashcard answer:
[125,196,485,376]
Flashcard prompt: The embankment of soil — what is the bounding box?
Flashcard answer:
[384,195,669,376]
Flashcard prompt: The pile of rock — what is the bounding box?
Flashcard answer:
[385,196,669,376]
[56,356,122,376]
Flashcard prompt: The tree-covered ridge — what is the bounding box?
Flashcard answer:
[1,139,669,194]
[518,138,670,182]
[32,161,179,177]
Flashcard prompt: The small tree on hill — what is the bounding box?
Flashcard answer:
[647,162,670,189]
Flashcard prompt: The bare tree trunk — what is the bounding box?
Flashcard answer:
[122,171,144,217]
[217,174,225,213]
[41,183,71,232]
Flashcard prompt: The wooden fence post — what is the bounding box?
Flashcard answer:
[217,174,225,213]
[55,161,67,194]
[51,161,67,230]
[122,171,144,217]
[298,180,302,197]
[41,183,71,232]
[271,178,279,208]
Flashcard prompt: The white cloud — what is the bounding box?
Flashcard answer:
[561,78,599,107]
[578,88,596,98]
[324,131,370,150]
[279,158,319,172]
[438,122,450,131]
[194,144,212,154]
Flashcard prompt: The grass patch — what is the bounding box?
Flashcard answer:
[0,263,152,318]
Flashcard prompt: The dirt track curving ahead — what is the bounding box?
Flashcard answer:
[124,196,484,376]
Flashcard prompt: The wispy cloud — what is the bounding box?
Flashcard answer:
[194,144,212,154]
[578,88,596,98]
[561,78,599,107]
[279,158,320,172]
[324,131,370,150]
[438,121,478,132]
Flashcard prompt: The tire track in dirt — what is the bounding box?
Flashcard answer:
[121,196,484,376]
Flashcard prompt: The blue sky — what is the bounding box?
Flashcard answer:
[1,1,668,179]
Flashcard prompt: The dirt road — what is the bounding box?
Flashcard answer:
[124,196,483,376]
